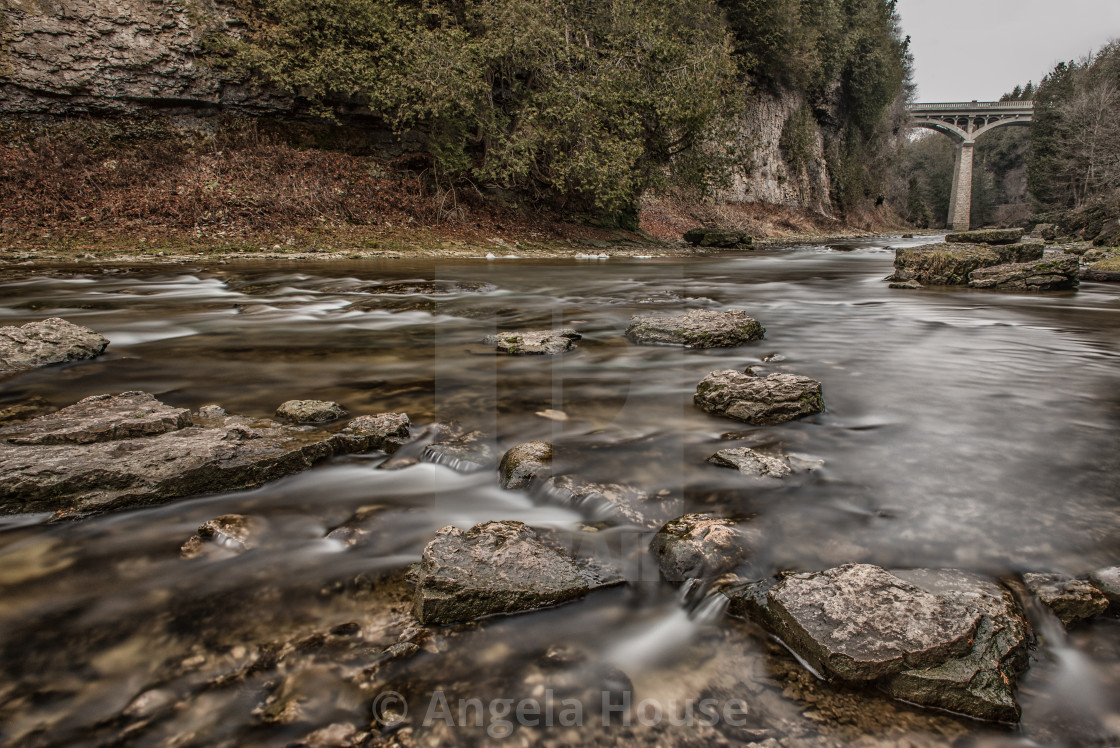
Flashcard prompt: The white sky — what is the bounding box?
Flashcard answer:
[895,0,1120,102]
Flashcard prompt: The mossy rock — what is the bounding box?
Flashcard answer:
[945,228,1024,245]
[683,227,752,249]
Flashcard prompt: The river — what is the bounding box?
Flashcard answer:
[0,236,1118,747]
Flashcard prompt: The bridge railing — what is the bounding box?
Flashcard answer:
[907,101,1034,112]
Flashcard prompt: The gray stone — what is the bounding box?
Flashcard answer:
[891,243,1044,286]
[889,280,924,290]
[364,280,497,295]
[180,514,262,558]
[0,318,109,374]
[625,309,765,349]
[543,475,678,529]
[650,514,759,581]
[412,521,623,624]
[766,564,980,681]
[968,254,1079,291]
[0,391,190,445]
[197,404,227,419]
[1023,572,1109,626]
[945,228,1025,245]
[882,569,1030,723]
[498,441,553,490]
[683,227,752,248]
[694,370,824,425]
[422,429,497,472]
[484,329,581,355]
[707,447,792,478]
[1088,566,1120,608]
[0,392,411,516]
[275,400,348,423]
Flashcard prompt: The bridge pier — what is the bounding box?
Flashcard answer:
[948,141,974,231]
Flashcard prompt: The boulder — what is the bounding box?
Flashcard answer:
[766,564,980,681]
[1092,218,1120,247]
[1088,566,1120,609]
[683,227,752,249]
[0,318,109,374]
[707,447,792,478]
[1030,223,1057,240]
[649,514,758,581]
[498,441,553,490]
[180,514,262,558]
[694,370,824,425]
[945,228,1024,245]
[968,254,1079,291]
[625,309,764,349]
[891,243,1044,286]
[412,521,623,624]
[484,329,581,355]
[1023,572,1109,626]
[881,569,1030,723]
[0,392,411,516]
[275,400,348,424]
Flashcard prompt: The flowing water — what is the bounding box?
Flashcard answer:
[1,237,1119,747]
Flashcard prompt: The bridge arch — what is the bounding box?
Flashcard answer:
[905,101,1034,230]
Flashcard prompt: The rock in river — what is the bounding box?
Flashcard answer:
[694,370,824,425]
[484,329,581,355]
[0,392,411,516]
[683,227,753,249]
[707,447,793,478]
[1088,566,1120,609]
[275,399,348,424]
[625,309,764,348]
[412,521,624,624]
[180,514,263,558]
[498,440,553,489]
[968,254,1079,291]
[766,564,980,681]
[0,317,109,374]
[891,243,1043,286]
[650,514,759,581]
[1023,572,1109,626]
[945,228,1025,245]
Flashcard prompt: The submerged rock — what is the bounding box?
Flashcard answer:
[889,279,924,290]
[0,317,109,374]
[363,280,497,295]
[1023,572,1109,626]
[968,254,1079,291]
[683,227,752,249]
[650,514,759,581]
[484,329,581,355]
[0,392,411,516]
[422,428,497,472]
[694,370,824,425]
[625,309,765,348]
[275,399,348,424]
[766,564,979,682]
[498,441,553,489]
[180,514,262,558]
[412,521,623,624]
[1088,566,1120,609]
[881,569,1031,723]
[891,243,1044,286]
[707,447,792,478]
[543,475,679,529]
[945,228,1025,245]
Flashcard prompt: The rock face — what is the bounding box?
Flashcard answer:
[767,564,980,682]
[0,392,411,516]
[945,228,1025,245]
[484,329,581,355]
[1088,567,1120,608]
[275,400,348,424]
[694,370,824,425]
[650,514,758,581]
[412,521,623,624]
[180,514,262,559]
[625,309,765,348]
[891,243,1044,286]
[707,447,792,478]
[683,228,753,249]
[1023,573,1109,626]
[881,569,1031,723]
[0,318,109,374]
[498,441,553,489]
[968,254,1080,291]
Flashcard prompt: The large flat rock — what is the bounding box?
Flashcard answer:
[0,318,109,374]
[945,228,1025,245]
[767,564,980,681]
[968,254,1079,291]
[891,243,1044,286]
[483,329,581,355]
[412,521,623,624]
[694,370,823,425]
[0,392,411,516]
[625,309,764,348]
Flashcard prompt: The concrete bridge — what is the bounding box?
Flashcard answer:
[906,101,1033,230]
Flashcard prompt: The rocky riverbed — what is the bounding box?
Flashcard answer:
[1,236,1119,747]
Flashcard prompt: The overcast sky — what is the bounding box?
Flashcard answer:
[895,0,1120,102]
